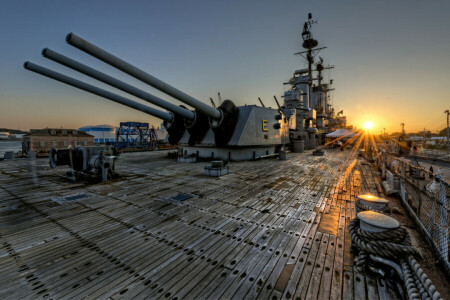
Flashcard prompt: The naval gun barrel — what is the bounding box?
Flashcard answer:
[66,33,222,120]
[23,62,173,122]
[42,48,194,121]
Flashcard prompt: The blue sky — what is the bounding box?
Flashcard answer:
[1,0,449,132]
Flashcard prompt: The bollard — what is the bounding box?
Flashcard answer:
[357,194,389,212]
[357,211,400,233]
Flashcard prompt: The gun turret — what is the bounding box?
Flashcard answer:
[26,33,241,146]
[65,33,239,146]
[66,33,221,119]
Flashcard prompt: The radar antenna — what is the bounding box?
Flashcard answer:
[295,13,327,107]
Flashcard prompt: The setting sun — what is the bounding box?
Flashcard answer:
[364,121,374,130]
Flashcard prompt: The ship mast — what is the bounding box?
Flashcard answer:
[295,13,325,108]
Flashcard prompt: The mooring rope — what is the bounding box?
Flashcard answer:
[356,225,407,243]
[355,200,391,214]
[348,219,421,258]
[348,218,442,300]
[407,256,442,300]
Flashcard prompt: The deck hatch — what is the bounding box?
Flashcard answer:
[171,193,192,202]
[161,193,195,204]
[51,193,88,205]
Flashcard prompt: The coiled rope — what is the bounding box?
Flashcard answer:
[348,218,421,258]
[348,218,442,300]
[355,200,391,214]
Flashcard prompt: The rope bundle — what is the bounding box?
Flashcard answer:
[355,200,391,214]
[401,257,442,300]
[348,218,442,300]
[348,218,422,259]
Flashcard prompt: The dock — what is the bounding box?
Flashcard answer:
[0,149,393,299]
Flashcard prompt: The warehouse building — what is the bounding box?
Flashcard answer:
[22,128,94,154]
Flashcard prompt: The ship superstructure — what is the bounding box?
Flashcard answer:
[283,13,347,152]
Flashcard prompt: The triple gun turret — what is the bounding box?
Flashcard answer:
[25,33,291,160]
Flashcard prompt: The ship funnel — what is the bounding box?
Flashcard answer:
[42,48,195,121]
[66,33,222,121]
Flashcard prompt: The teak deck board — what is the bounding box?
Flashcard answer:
[0,149,392,299]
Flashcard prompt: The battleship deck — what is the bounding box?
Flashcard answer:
[0,149,391,299]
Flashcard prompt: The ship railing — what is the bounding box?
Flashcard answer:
[374,150,450,275]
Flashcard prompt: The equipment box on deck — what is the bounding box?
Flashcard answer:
[204,166,229,177]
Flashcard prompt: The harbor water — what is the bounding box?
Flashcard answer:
[0,141,22,157]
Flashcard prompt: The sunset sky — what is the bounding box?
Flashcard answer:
[1,0,449,133]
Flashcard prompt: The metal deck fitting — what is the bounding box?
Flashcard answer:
[357,194,389,211]
[357,211,400,233]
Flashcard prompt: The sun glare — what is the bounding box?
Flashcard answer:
[364,121,374,130]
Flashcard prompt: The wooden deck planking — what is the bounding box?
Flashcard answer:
[0,149,388,299]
